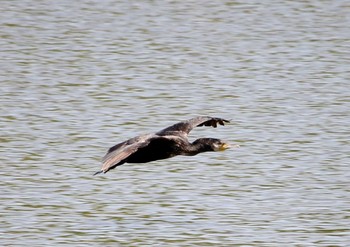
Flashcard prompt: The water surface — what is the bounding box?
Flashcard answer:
[1,0,349,246]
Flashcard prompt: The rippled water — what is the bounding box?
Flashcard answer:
[1,0,350,246]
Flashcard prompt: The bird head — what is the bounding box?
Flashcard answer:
[211,139,231,151]
[193,138,233,152]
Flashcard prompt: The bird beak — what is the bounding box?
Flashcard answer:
[219,142,240,151]
[219,142,231,151]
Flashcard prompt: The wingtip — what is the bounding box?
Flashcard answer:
[215,117,230,126]
[93,170,104,176]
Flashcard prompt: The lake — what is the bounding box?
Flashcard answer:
[1,0,349,246]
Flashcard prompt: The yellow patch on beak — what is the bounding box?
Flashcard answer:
[219,143,230,151]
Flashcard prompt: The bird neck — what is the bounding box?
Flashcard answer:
[183,140,211,156]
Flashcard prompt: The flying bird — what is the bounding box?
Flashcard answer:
[94,116,234,175]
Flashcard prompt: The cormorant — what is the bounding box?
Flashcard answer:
[94,116,233,175]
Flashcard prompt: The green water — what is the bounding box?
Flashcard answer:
[1,0,349,246]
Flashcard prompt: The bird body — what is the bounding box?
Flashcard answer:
[94,116,232,175]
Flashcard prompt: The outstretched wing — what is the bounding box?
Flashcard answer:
[157,116,229,136]
[94,134,153,175]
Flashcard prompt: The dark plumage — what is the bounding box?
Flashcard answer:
[94,116,233,175]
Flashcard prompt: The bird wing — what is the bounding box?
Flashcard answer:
[99,134,153,174]
[156,116,229,136]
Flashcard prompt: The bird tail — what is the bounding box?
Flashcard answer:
[93,170,104,176]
